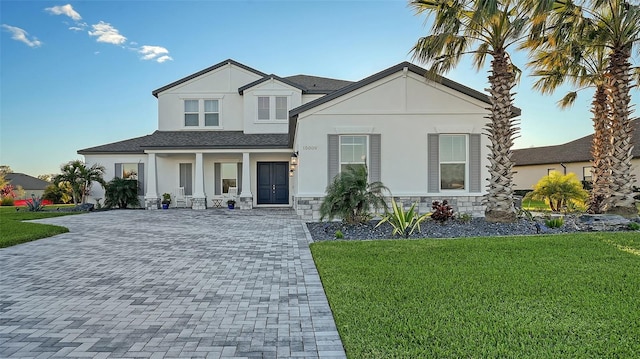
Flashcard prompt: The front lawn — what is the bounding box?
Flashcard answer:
[0,206,79,248]
[311,233,640,358]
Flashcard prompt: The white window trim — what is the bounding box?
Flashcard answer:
[439,134,468,191]
[255,95,289,123]
[219,162,238,194]
[339,135,369,175]
[181,97,224,129]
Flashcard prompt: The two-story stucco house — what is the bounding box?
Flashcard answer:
[79,59,512,220]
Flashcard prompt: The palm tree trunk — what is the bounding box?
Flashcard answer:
[605,46,637,216]
[484,48,519,223]
[587,85,612,214]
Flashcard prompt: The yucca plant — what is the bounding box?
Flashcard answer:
[376,198,430,238]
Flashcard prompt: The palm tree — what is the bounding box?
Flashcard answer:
[410,0,530,222]
[527,42,613,213]
[54,160,105,205]
[529,0,640,216]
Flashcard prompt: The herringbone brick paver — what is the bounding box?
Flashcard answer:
[0,209,345,358]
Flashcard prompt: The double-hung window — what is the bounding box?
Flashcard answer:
[184,100,199,126]
[440,134,466,190]
[204,100,219,126]
[583,166,593,182]
[184,99,220,127]
[257,96,288,120]
[340,135,368,173]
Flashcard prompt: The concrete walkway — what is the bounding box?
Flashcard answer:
[0,209,346,358]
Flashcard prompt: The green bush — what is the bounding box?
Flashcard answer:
[104,177,140,209]
[320,165,388,224]
[334,230,344,239]
[376,198,430,238]
[628,222,640,231]
[1,197,14,206]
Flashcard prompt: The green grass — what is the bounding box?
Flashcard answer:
[0,206,79,248]
[311,233,640,358]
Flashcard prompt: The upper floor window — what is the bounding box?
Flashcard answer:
[440,134,466,190]
[184,99,220,127]
[340,135,368,173]
[257,96,288,121]
[184,100,199,126]
[204,100,219,126]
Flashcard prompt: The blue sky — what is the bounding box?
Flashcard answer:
[1,0,637,177]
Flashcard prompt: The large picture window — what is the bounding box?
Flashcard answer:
[220,163,237,193]
[440,134,466,190]
[121,163,138,180]
[340,135,368,173]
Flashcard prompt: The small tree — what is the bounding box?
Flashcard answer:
[319,165,388,224]
[528,171,588,213]
[54,160,105,205]
[104,177,140,209]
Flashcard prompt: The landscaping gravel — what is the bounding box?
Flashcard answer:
[307,217,582,241]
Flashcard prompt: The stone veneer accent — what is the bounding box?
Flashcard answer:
[145,198,160,210]
[238,196,253,210]
[294,195,486,221]
[191,197,207,210]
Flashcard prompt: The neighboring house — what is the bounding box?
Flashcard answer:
[79,59,516,220]
[512,119,640,191]
[5,173,50,199]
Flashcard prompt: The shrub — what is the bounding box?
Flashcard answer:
[25,195,45,212]
[334,230,344,239]
[1,196,15,206]
[545,217,564,228]
[456,212,472,224]
[104,177,139,209]
[376,198,430,238]
[628,222,640,231]
[320,165,388,224]
[529,171,588,213]
[431,200,454,223]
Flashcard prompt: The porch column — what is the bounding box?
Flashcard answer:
[240,152,253,210]
[240,152,252,197]
[144,153,159,210]
[192,152,207,210]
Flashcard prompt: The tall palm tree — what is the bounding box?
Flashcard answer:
[527,42,613,213]
[530,0,640,216]
[410,0,530,222]
[54,160,105,205]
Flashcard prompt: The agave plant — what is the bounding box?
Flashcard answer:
[376,198,430,238]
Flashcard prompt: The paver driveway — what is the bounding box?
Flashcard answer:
[0,209,346,358]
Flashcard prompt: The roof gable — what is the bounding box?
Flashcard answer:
[289,61,521,117]
[238,74,306,94]
[152,59,267,97]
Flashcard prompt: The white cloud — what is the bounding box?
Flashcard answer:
[69,26,83,31]
[139,45,173,63]
[1,24,42,48]
[88,21,126,45]
[156,55,173,63]
[45,4,82,21]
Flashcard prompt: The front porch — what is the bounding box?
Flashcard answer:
[142,149,295,210]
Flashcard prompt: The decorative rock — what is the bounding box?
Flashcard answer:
[576,214,631,232]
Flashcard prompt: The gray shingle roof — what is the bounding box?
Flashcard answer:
[284,75,353,94]
[512,120,640,166]
[78,131,290,154]
[5,173,50,190]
